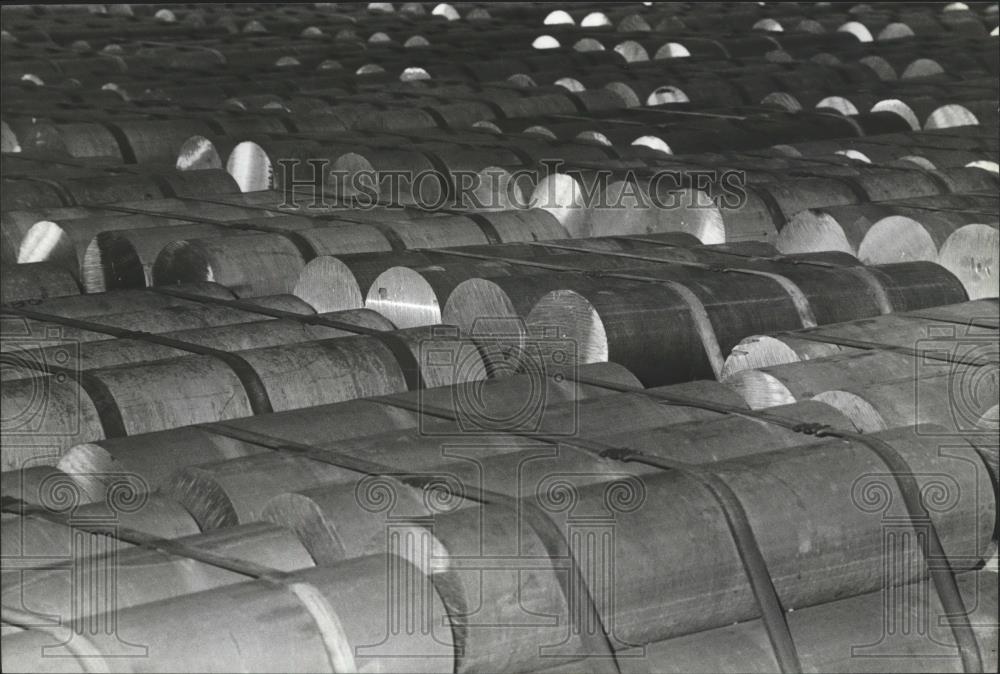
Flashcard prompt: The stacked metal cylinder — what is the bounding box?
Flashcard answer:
[1,3,998,673]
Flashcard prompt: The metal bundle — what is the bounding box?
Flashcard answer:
[1,3,998,673]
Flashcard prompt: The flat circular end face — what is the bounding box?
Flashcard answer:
[356,63,385,75]
[859,55,897,81]
[82,231,147,294]
[770,144,802,157]
[432,3,459,20]
[723,369,797,410]
[400,2,426,15]
[293,256,364,313]
[878,22,915,40]
[577,130,611,146]
[654,42,691,58]
[871,99,920,130]
[811,52,841,66]
[331,152,376,197]
[603,82,640,108]
[532,35,560,49]
[472,120,502,134]
[858,215,938,265]
[721,336,803,380]
[1,119,20,153]
[526,289,609,367]
[631,135,672,155]
[796,19,824,33]
[151,240,212,287]
[776,210,855,256]
[544,10,574,25]
[554,77,585,92]
[838,20,874,42]
[646,86,688,105]
[442,278,519,334]
[926,104,979,130]
[614,40,649,62]
[588,179,653,237]
[243,20,267,34]
[226,141,272,192]
[902,58,944,79]
[761,92,802,112]
[466,166,528,210]
[966,160,999,174]
[834,149,871,163]
[400,67,431,81]
[365,267,442,329]
[507,73,537,88]
[18,221,67,264]
[573,37,605,52]
[530,173,587,236]
[617,14,651,32]
[581,12,611,27]
[176,135,222,171]
[811,390,887,433]
[938,224,999,300]
[753,18,783,31]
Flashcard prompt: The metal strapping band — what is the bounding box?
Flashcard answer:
[842,266,895,315]
[97,121,138,164]
[461,212,503,245]
[748,184,789,229]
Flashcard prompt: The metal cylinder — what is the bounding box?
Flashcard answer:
[2,309,394,382]
[0,261,80,303]
[724,349,922,409]
[56,362,644,493]
[722,299,998,377]
[2,522,314,632]
[164,380,748,530]
[420,427,990,672]
[153,233,308,297]
[537,571,997,673]
[1,553,454,673]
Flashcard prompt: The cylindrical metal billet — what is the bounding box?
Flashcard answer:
[56,362,644,493]
[0,261,80,303]
[1,554,454,673]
